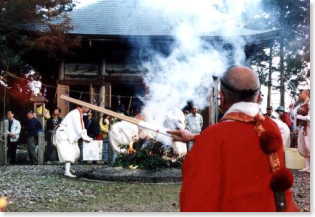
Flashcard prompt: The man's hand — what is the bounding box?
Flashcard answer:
[81,130,93,142]
[8,133,16,138]
[83,137,93,143]
[167,129,198,142]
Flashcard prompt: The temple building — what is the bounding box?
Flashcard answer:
[53,0,278,124]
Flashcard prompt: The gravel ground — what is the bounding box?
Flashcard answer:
[291,170,311,212]
[0,165,310,212]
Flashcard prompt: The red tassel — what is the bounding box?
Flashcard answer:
[270,168,294,192]
[259,130,282,154]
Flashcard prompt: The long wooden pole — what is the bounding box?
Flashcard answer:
[60,95,171,137]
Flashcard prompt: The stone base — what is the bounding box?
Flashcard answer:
[76,166,182,183]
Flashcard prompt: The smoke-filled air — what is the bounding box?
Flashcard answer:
[135,0,264,134]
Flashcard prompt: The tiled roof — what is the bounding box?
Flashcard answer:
[69,0,171,36]
[68,0,278,39]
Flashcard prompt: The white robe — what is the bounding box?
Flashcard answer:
[109,109,187,157]
[28,80,42,96]
[296,113,310,158]
[109,121,139,154]
[55,109,92,163]
[272,118,291,148]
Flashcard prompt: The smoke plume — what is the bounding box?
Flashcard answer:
[135,0,264,129]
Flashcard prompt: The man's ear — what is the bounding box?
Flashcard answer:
[254,93,261,103]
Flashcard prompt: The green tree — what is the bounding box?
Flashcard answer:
[0,0,78,72]
[264,0,309,104]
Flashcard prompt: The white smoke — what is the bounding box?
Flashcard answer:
[137,0,263,129]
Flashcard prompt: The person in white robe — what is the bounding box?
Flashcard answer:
[108,109,188,164]
[55,106,92,177]
[272,118,291,148]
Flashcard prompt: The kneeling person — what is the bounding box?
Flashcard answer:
[55,105,92,178]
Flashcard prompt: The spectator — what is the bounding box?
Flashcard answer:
[45,107,62,162]
[5,111,21,164]
[185,106,203,150]
[275,106,292,129]
[36,104,51,120]
[25,111,42,164]
[182,109,190,116]
[116,103,126,114]
[264,106,276,118]
[99,114,110,139]
[83,110,100,139]
[99,114,111,163]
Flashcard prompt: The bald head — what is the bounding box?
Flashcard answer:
[220,66,260,111]
[222,66,260,91]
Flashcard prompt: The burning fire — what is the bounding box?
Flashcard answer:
[0,196,8,212]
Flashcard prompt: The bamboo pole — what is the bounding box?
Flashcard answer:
[60,95,171,137]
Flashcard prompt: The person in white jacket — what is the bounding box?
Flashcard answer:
[55,105,93,178]
[4,111,21,164]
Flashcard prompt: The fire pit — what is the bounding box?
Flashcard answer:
[76,166,181,183]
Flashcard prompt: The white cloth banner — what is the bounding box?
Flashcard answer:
[83,140,103,161]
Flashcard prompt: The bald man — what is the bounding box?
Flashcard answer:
[169,66,298,212]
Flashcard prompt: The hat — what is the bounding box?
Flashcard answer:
[275,106,285,112]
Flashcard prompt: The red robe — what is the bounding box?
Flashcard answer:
[180,118,299,212]
[280,112,292,129]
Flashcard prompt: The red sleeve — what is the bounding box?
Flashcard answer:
[180,128,222,212]
[284,113,292,127]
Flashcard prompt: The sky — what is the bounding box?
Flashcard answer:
[74,0,99,9]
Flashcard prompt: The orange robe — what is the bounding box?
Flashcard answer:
[180,118,299,212]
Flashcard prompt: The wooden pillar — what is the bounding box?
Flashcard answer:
[98,83,112,108]
[106,84,112,108]
[90,83,96,104]
[280,38,285,107]
[100,58,107,76]
[98,85,106,121]
[56,84,70,117]
[0,120,7,165]
[267,45,273,108]
[99,85,106,107]
[37,132,46,165]
[0,86,7,165]
[58,61,65,81]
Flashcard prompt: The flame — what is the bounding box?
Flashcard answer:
[0,197,8,212]
[127,141,136,154]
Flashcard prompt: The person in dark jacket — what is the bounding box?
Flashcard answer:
[45,107,62,162]
[83,110,100,139]
[25,111,42,164]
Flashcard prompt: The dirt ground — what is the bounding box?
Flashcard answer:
[0,165,310,212]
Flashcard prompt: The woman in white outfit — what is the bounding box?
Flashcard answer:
[55,106,93,177]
